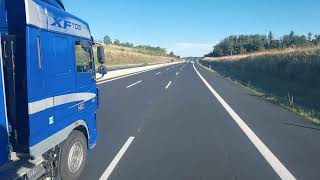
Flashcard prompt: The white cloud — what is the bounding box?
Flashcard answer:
[170,42,214,57]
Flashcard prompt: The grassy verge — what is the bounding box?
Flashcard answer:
[94,44,176,66]
[201,47,320,125]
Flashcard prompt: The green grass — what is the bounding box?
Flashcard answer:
[201,47,320,125]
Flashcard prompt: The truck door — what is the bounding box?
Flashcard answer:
[74,40,96,111]
[42,34,76,126]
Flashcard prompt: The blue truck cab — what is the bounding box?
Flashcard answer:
[0,0,106,179]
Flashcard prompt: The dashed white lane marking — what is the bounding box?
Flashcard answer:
[99,137,135,180]
[176,72,179,76]
[126,80,143,88]
[166,68,170,71]
[97,63,183,85]
[193,63,296,180]
[165,81,172,90]
[155,72,161,75]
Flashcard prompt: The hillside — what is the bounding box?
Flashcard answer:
[203,46,320,61]
[94,43,176,65]
[201,46,320,123]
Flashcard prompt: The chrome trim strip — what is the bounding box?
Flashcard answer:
[28,93,96,115]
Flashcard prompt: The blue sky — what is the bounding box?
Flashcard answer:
[64,0,320,57]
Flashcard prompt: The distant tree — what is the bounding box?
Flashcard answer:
[289,31,295,46]
[114,39,121,45]
[103,35,112,45]
[314,34,320,45]
[293,35,307,46]
[169,51,175,57]
[123,42,134,48]
[207,31,319,58]
[268,31,274,45]
[308,32,313,42]
[289,31,295,39]
[281,31,294,48]
[239,45,246,54]
[270,40,281,49]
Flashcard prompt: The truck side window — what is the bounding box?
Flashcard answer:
[75,40,93,73]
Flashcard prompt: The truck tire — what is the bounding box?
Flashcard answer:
[59,130,87,180]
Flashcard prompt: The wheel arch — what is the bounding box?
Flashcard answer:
[30,120,90,158]
[73,124,89,147]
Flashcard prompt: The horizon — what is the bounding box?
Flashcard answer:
[63,0,320,57]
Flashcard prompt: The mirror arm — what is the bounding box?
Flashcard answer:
[92,74,105,81]
[96,74,105,80]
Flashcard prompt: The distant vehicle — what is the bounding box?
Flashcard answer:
[0,0,107,179]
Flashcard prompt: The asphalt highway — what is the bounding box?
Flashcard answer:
[80,61,320,180]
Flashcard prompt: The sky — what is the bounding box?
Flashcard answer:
[63,0,320,57]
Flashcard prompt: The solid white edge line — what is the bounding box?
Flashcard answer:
[192,63,296,180]
[126,80,143,88]
[99,137,135,180]
[165,81,172,90]
[97,69,153,85]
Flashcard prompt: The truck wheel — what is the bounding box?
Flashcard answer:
[59,130,87,180]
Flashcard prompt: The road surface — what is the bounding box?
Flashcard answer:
[81,62,320,180]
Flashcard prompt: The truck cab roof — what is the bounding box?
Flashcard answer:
[26,0,91,39]
[40,0,65,10]
[1,0,91,39]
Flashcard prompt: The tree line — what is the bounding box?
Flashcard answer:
[103,35,177,57]
[205,31,320,57]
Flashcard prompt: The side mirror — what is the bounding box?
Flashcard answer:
[98,65,107,77]
[97,46,106,64]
